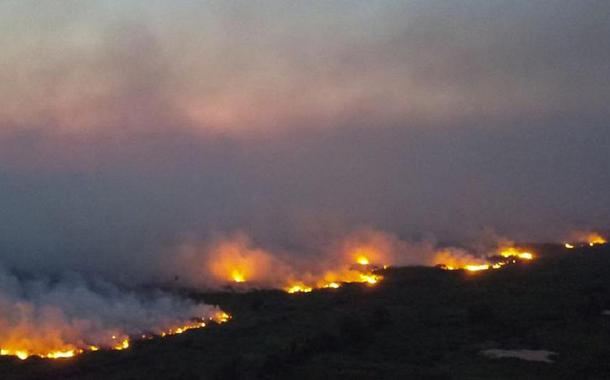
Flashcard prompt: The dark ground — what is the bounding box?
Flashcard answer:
[2,244,610,380]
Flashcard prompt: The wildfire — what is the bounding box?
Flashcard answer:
[359,273,380,284]
[433,249,489,272]
[0,311,231,361]
[564,231,607,248]
[286,284,313,294]
[499,248,534,261]
[464,264,490,272]
[231,270,246,283]
[282,254,384,293]
[434,246,535,273]
[214,311,231,323]
[1,348,82,361]
[112,338,130,351]
[587,233,607,246]
[284,270,382,293]
[356,256,370,265]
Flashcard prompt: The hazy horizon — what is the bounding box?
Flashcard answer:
[1,1,609,282]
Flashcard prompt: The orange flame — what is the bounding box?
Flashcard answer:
[0,311,231,361]
[565,231,607,247]
[433,246,535,273]
[356,256,370,265]
[499,247,534,260]
[587,233,606,246]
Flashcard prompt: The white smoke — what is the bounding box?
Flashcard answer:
[0,263,220,357]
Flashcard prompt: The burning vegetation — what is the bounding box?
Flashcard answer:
[202,234,387,293]
[175,230,544,295]
[433,246,534,273]
[0,266,231,361]
[5,229,604,363]
[0,311,230,361]
[171,231,393,294]
[564,231,607,248]
[218,248,384,294]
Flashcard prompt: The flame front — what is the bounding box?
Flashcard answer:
[587,233,606,246]
[499,247,534,261]
[198,235,387,293]
[283,251,384,293]
[286,284,313,294]
[464,264,490,272]
[434,246,535,273]
[0,311,231,361]
[565,231,607,247]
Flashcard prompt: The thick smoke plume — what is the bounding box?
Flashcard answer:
[0,265,221,359]
[167,228,526,290]
[0,0,608,358]
[0,1,608,281]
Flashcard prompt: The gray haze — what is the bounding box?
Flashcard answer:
[0,0,608,282]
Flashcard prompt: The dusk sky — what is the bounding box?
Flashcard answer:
[1,1,609,280]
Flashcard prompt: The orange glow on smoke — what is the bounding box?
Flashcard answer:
[565,231,607,248]
[231,270,246,283]
[464,264,490,272]
[358,273,380,284]
[206,236,276,285]
[200,237,387,294]
[112,338,130,351]
[432,249,488,271]
[286,284,313,294]
[587,233,606,246]
[284,267,383,293]
[356,256,370,265]
[434,246,535,273]
[499,247,534,260]
[0,311,231,361]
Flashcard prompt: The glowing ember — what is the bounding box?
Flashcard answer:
[564,243,574,249]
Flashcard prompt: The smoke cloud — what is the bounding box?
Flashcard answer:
[0,265,220,357]
[0,0,608,283]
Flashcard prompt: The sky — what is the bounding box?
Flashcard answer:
[0,0,609,282]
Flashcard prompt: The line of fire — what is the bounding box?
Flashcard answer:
[2,233,604,362]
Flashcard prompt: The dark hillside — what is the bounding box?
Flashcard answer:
[2,244,610,379]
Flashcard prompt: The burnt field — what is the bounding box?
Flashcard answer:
[2,244,610,380]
